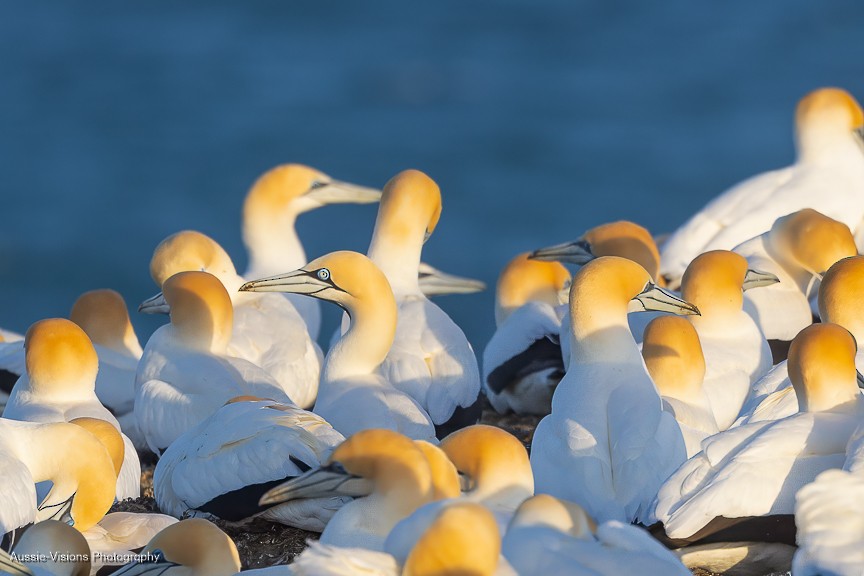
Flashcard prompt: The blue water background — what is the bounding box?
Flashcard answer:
[1,1,863,353]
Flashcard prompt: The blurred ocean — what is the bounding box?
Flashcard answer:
[1,1,863,354]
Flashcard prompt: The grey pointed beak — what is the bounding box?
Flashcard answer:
[258,463,374,506]
[424,230,433,244]
[418,263,486,296]
[138,292,170,315]
[530,238,595,265]
[240,269,328,295]
[629,283,700,316]
[305,180,382,205]
[742,269,781,291]
[857,370,864,389]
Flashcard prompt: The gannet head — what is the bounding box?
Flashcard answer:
[570,257,699,334]
[403,502,502,576]
[818,256,864,343]
[532,221,663,283]
[440,424,533,501]
[244,248,395,324]
[788,323,860,413]
[151,271,234,352]
[24,318,98,395]
[243,163,381,219]
[508,494,596,539]
[112,519,241,576]
[495,252,571,326]
[148,230,238,294]
[681,250,779,318]
[795,87,864,161]
[6,520,91,576]
[259,429,433,518]
[768,209,857,277]
[70,417,125,477]
[414,440,461,500]
[381,169,442,242]
[642,316,706,401]
[70,288,141,356]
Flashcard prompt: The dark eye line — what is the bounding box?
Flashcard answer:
[309,180,328,190]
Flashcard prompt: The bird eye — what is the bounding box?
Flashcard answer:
[317,268,331,281]
[309,180,328,190]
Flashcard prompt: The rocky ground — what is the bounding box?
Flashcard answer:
[113,402,789,575]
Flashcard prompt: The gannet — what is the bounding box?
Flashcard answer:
[293,502,514,576]
[111,518,242,576]
[642,316,718,457]
[0,418,117,537]
[357,169,481,438]
[68,417,178,575]
[147,230,322,408]
[531,256,696,523]
[483,253,570,415]
[4,319,141,499]
[258,429,436,550]
[734,208,856,357]
[241,163,381,340]
[650,323,863,546]
[661,87,864,284]
[736,255,864,425]
[0,290,143,432]
[680,250,777,430]
[0,520,91,576]
[503,494,690,576]
[383,424,533,558]
[135,271,292,454]
[154,397,347,532]
[439,425,533,527]
[241,251,436,441]
[532,220,667,350]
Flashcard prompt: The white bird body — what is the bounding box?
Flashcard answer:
[679,251,775,430]
[135,327,292,454]
[147,230,322,408]
[661,88,864,283]
[483,254,570,415]
[360,170,481,435]
[531,257,692,524]
[793,468,864,576]
[155,399,347,531]
[375,295,481,428]
[136,271,294,454]
[651,323,863,543]
[501,494,690,576]
[484,301,564,415]
[5,319,140,501]
[0,422,40,535]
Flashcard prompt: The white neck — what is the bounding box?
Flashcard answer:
[367,235,423,298]
[797,130,864,167]
[323,303,395,382]
[243,208,307,278]
[570,305,644,366]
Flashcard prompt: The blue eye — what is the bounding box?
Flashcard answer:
[318,269,331,281]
